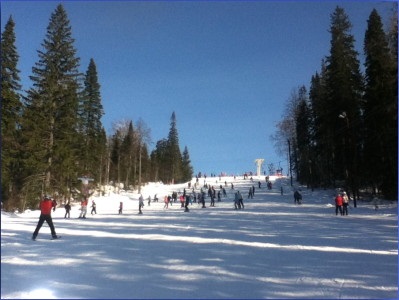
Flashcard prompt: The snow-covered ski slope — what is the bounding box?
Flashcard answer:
[1,176,397,299]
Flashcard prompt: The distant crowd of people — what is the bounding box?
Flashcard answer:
[31,175,353,240]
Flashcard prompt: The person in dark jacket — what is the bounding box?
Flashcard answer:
[118,201,123,214]
[64,201,71,218]
[32,195,59,240]
[294,190,302,204]
[90,200,97,215]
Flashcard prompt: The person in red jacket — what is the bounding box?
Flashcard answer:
[79,197,88,219]
[32,195,59,240]
[335,193,344,216]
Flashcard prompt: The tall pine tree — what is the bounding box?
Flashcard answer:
[80,58,105,181]
[309,61,333,188]
[21,4,81,204]
[363,9,398,199]
[294,86,312,187]
[167,112,183,183]
[1,16,22,209]
[325,6,363,198]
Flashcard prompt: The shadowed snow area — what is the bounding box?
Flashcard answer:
[1,176,397,299]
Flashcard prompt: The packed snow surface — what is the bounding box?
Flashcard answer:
[1,176,397,299]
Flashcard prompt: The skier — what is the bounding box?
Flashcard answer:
[234,191,241,209]
[90,200,97,215]
[32,195,59,240]
[147,195,151,206]
[64,201,71,219]
[335,193,343,216]
[79,197,88,218]
[139,195,144,214]
[210,188,215,207]
[118,201,123,214]
[342,191,349,215]
[294,190,302,204]
[164,195,169,209]
[238,190,244,209]
[184,195,190,212]
[248,187,253,199]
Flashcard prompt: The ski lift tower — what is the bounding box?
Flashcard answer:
[254,159,264,177]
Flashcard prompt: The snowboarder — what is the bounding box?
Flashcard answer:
[32,195,59,240]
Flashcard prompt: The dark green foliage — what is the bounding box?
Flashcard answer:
[294,87,312,187]
[120,121,138,188]
[1,16,23,209]
[273,6,397,200]
[325,6,363,191]
[151,138,169,183]
[21,4,82,205]
[181,146,194,182]
[167,112,183,183]
[363,9,398,199]
[80,58,105,182]
[148,112,193,184]
[308,63,334,188]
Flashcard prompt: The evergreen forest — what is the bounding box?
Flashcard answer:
[271,6,397,201]
[1,4,193,211]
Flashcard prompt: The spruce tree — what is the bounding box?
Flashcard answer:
[80,58,105,180]
[151,138,169,183]
[120,121,137,188]
[21,4,81,202]
[181,146,194,182]
[309,64,332,188]
[167,112,183,183]
[363,9,398,199]
[325,6,363,198]
[1,16,22,209]
[294,86,312,187]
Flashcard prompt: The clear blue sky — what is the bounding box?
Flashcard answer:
[1,1,394,176]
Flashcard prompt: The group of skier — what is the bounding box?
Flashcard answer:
[334,191,350,215]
